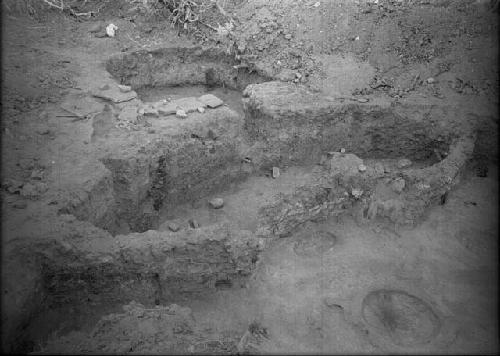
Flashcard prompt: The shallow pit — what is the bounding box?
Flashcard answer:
[362,289,441,347]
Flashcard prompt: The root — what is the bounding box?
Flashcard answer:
[40,0,103,18]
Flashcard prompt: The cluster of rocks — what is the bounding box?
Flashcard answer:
[90,83,225,130]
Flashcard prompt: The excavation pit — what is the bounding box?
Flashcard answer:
[5,48,479,354]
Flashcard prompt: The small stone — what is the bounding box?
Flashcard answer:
[176,109,188,118]
[143,106,159,117]
[13,201,27,209]
[391,177,406,193]
[30,169,44,180]
[118,84,132,93]
[285,34,292,40]
[340,148,346,153]
[272,167,280,179]
[397,158,412,169]
[356,98,369,103]
[351,188,363,199]
[36,128,50,135]
[168,222,181,232]
[198,94,224,108]
[208,198,224,209]
[426,77,435,84]
[197,107,205,113]
[188,219,200,229]
[358,164,367,172]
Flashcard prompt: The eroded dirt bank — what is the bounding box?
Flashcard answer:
[1,0,498,354]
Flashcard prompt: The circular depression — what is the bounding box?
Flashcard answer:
[293,230,337,257]
[361,289,441,347]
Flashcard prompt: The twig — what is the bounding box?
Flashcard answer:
[42,0,64,11]
[198,21,218,31]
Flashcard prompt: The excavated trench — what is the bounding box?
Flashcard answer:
[13,47,479,353]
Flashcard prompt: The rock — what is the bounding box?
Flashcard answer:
[208,198,224,209]
[3,179,24,194]
[272,167,280,179]
[168,222,181,232]
[188,219,200,229]
[327,153,364,178]
[426,77,435,84]
[358,164,367,172]
[118,84,132,93]
[36,128,50,135]
[20,182,48,199]
[158,103,177,115]
[143,106,159,117]
[118,106,138,123]
[198,94,224,108]
[397,158,412,169]
[285,34,292,40]
[92,87,137,103]
[176,109,188,118]
[89,23,103,33]
[30,169,44,180]
[106,23,118,37]
[391,177,406,193]
[356,98,369,103]
[351,188,363,199]
[13,200,27,209]
[159,97,205,116]
[197,107,205,113]
[340,148,346,153]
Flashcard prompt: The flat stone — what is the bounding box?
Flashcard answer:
[188,219,200,229]
[197,107,205,113]
[118,106,138,122]
[142,105,159,117]
[118,84,132,93]
[92,86,137,103]
[12,201,28,209]
[208,198,224,209]
[158,97,205,116]
[157,103,177,115]
[198,94,224,108]
[20,182,48,199]
[397,158,412,169]
[272,167,280,179]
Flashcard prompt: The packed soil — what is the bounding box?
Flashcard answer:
[1,0,498,354]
